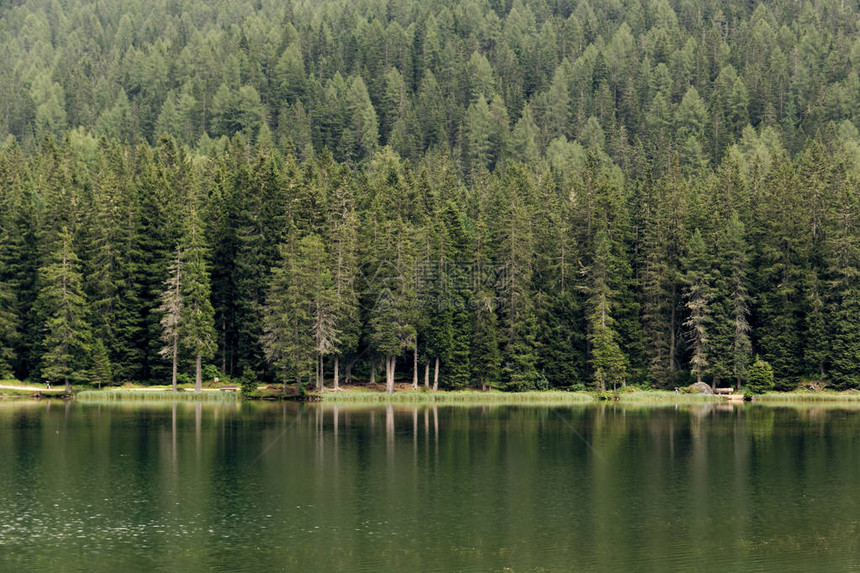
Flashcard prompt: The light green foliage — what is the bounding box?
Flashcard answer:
[747,357,775,394]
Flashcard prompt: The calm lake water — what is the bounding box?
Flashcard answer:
[1,400,859,572]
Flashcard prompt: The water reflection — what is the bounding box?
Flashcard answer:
[1,400,860,572]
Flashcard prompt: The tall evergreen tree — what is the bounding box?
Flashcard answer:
[585,230,627,392]
[180,203,217,393]
[36,227,92,393]
[264,233,314,392]
[682,229,714,386]
[158,246,183,391]
[84,140,144,381]
[493,165,539,390]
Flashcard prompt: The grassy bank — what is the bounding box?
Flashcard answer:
[318,389,594,404]
[614,390,722,403]
[0,381,69,397]
[15,381,860,406]
[76,389,239,402]
[755,390,860,403]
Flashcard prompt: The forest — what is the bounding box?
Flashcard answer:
[2,0,860,392]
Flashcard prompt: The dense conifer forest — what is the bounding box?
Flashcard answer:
[2,0,860,391]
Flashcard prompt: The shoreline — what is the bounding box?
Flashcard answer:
[6,381,860,405]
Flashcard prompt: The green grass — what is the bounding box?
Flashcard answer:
[615,390,722,403]
[755,390,860,402]
[319,389,594,404]
[0,387,64,397]
[0,380,69,397]
[76,389,239,402]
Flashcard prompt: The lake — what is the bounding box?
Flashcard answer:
[1,400,859,571]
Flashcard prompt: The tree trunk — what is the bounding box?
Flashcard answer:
[424,362,429,389]
[412,346,418,389]
[221,319,226,374]
[433,357,439,391]
[171,335,178,392]
[195,352,202,393]
[333,356,340,391]
[386,355,395,394]
[669,283,677,372]
[65,376,70,395]
[346,362,352,385]
[317,354,323,392]
[370,359,376,385]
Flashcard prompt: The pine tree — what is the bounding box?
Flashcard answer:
[304,234,339,392]
[682,229,714,386]
[585,230,627,392]
[754,159,806,387]
[232,146,289,377]
[493,165,539,390]
[84,140,144,381]
[321,154,360,390]
[825,168,860,389]
[0,278,19,378]
[708,213,752,390]
[724,214,752,389]
[158,246,183,391]
[90,338,112,389]
[465,97,493,174]
[264,234,314,392]
[363,151,417,393]
[36,228,92,393]
[180,203,217,393]
[138,139,189,382]
[638,176,674,385]
[471,204,502,390]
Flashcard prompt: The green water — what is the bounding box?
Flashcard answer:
[1,401,859,572]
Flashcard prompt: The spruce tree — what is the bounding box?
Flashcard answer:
[304,234,339,391]
[158,246,183,391]
[825,168,860,389]
[84,140,144,381]
[709,214,752,389]
[264,235,314,392]
[0,279,19,378]
[585,230,627,392]
[90,338,112,389]
[493,166,539,390]
[754,159,806,387]
[321,154,360,390]
[36,227,92,393]
[180,203,217,393]
[682,229,714,386]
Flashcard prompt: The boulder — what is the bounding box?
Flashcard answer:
[687,382,714,395]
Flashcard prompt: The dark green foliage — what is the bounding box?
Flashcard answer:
[264,233,338,391]
[35,228,92,392]
[747,357,775,394]
[681,229,714,385]
[585,230,628,392]
[90,338,112,388]
[180,202,217,392]
[239,367,258,397]
[0,0,859,392]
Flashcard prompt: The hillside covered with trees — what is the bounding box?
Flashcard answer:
[2,0,860,391]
